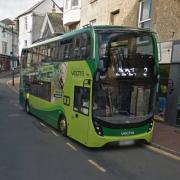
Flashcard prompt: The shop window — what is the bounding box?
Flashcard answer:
[74,86,90,115]
[158,64,170,115]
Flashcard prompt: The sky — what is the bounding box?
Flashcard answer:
[0,0,63,21]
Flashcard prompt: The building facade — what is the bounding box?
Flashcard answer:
[80,0,139,27]
[63,0,81,31]
[0,20,18,71]
[17,0,62,56]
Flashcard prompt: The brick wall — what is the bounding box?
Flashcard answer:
[80,0,180,42]
[80,0,138,27]
[152,0,180,42]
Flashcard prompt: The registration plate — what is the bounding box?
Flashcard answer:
[119,140,135,146]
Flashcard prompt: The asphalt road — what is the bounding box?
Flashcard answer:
[0,76,180,180]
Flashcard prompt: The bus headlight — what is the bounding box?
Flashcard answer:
[147,122,153,132]
[93,121,104,136]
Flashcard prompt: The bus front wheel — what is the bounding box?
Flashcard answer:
[59,116,67,136]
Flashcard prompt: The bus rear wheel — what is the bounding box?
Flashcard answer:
[59,116,67,136]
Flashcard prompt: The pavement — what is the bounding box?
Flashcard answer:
[2,71,180,158]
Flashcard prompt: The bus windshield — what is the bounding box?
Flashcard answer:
[93,30,156,124]
[97,30,155,79]
[93,81,154,124]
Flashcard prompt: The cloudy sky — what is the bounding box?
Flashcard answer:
[0,0,63,21]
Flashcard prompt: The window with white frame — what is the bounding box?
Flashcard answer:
[24,40,27,47]
[138,0,152,29]
[2,29,6,38]
[72,0,79,7]
[2,41,7,54]
[65,0,69,10]
[24,16,28,30]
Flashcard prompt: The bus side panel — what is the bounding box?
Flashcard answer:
[63,61,92,145]
[28,95,64,128]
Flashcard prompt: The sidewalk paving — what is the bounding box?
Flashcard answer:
[6,76,180,157]
[8,77,19,93]
[152,121,180,156]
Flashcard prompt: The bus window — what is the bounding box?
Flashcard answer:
[80,33,90,59]
[39,45,49,64]
[32,47,39,66]
[73,33,91,60]
[74,86,90,115]
[27,49,33,68]
[47,42,59,61]
[64,44,70,60]
[60,39,73,61]
[74,36,81,59]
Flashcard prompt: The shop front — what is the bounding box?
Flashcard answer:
[165,40,180,126]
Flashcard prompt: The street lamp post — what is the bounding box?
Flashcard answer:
[11,25,14,86]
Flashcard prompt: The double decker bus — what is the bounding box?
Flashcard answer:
[20,25,159,147]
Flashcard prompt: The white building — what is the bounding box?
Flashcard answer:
[0,20,18,71]
[63,0,81,31]
[17,0,63,56]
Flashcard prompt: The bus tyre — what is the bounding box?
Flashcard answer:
[59,116,67,136]
[25,101,30,114]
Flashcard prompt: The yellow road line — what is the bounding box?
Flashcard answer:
[145,145,180,161]
[66,142,77,151]
[88,160,106,173]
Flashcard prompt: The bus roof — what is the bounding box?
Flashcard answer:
[24,25,154,50]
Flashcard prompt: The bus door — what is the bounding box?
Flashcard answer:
[70,86,90,144]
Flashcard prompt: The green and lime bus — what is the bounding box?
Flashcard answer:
[19,25,159,147]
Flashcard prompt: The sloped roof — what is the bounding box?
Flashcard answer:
[48,13,64,34]
[17,0,62,18]
[0,18,14,25]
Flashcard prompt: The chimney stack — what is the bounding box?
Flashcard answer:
[52,2,56,13]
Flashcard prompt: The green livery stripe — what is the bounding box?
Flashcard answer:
[102,123,150,136]
[29,105,64,128]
